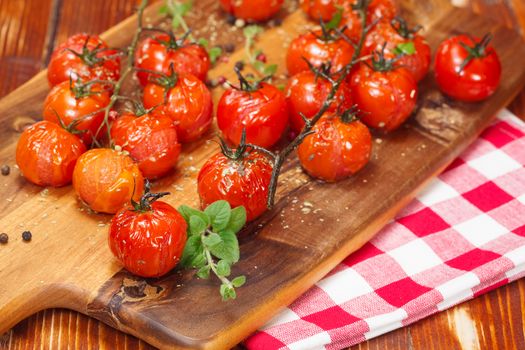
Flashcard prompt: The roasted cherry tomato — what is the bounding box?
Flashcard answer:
[143,72,213,143]
[217,73,288,148]
[363,17,431,82]
[301,0,343,21]
[16,121,86,187]
[286,29,355,76]
[298,110,372,182]
[220,0,284,22]
[47,33,121,87]
[109,188,187,278]
[73,148,144,214]
[111,110,181,179]
[434,34,501,102]
[136,33,210,85]
[198,145,273,222]
[350,56,418,131]
[43,80,111,145]
[286,65,353,134]
[341,0,398,42]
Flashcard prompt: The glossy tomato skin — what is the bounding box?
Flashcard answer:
[73,149,144,214]
[111,112,181,179]
[286,70,353,134]
[286,30,355,76]
[143,73,213,143]
[136,34,210,85]
[16,121,86,187]
[351,63,418,131]
[363,20,431,82]
[298,114,372,182]
[198,151,273,222]
[217,83,288,148]
[301,0,342,21]
[220,0,284,22]
[434,35,501,102]
[341,0,398,42]
[47,34,120,87]
[109,201,187,278]
[43,81,111,145]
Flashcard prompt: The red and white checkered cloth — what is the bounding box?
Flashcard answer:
[246,110,525,350]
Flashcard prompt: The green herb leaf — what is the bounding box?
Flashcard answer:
[394,42,416,56]
[178,205,210,227]
[220,284,237,301]
[209,229,240,263]
[189,215,207,236]
[263,64,278,76]
[216,260,231,277]
[202,232,222,248]
[159,5,169,14]
[243,25,263,41]
[205,200,231,232]
[196,265,211,279]
[231,275,246,288]
[326,8,343,30]
[209,46,223,64]
[180,234,204,268]
[198,38,209,47]
[227,206,247,233]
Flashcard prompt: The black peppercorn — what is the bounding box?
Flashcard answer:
[223,43,235,53]
[0,233,8,244]
[234,61,245,71]
[226,14,236,25]
[1,165,10,176]
[22,230,32,242]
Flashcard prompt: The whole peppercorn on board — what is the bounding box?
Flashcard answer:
[1,1,525,349]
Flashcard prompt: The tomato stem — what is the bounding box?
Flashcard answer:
[390,16,422,40]
[458,33,493,73]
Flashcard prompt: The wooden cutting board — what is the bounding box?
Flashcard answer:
[1,1,525,349]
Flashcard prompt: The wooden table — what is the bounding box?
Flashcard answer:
[0,0,524,349]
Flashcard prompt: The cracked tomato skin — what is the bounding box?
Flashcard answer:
[43,80,110,146]
[286,70,353,134]
[298,113,372,182]
[135,34,210,85]
[350,63,418,132]
[73,148,144,214]
[143,73,213,143]
[198,151,273,222]
[109,201,187,278]
[286,30,355,76]
[16,121,86,187]
[363,20,431,82]
[220,0,284,22]
[217,82,288,148]
[110,111,181,179]
[47,33,121,87]
[434,35,501,102]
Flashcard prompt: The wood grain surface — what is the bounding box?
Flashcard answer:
[0,0,524,349]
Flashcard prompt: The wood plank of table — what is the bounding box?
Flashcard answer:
[0,0,524,349]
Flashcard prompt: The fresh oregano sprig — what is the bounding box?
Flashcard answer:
[243,25,278,76]
[178,200,247,300]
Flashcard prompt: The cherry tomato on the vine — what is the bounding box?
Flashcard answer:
[16,121,86,187]
[220,0,284,22]
[73,148,144,214]
[47,33,121,87]
[198,145,273,222]
[434,34,501,102]
[109,188,187,278]
[111,110,181,179]
[340,0,399,42]
[217,74,288,149]
[286,29,355,76]
[363,18,431,82]
[301,0,343,21]
[143,72,213,143]
[286,66,353,134]
[136,33,210,85]
[350,57,418,132]
[43,80,111,146]
[298,111,372,182]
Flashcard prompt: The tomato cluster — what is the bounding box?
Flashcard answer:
[14,0,502,279]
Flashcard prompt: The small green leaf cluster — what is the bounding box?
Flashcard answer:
[243,25,278,77]
[178,201,247,301]
[160,0,193,29]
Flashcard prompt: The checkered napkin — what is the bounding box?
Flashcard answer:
[246,110,525,350]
